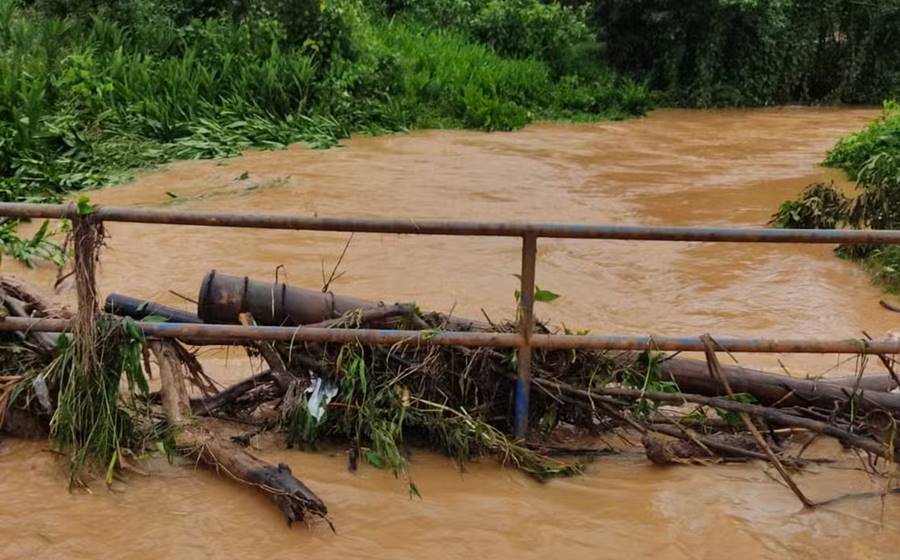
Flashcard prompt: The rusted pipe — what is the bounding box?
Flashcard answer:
[3,317,900,354]
[530,334,893,353]
[198,270,372,325]
[3,202,900,244]
[105,294,202,324]
[197,271,487,330]
[0,317,524,347]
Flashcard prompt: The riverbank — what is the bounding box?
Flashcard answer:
[774,102,900,292]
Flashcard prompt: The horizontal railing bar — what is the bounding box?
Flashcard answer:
[2,203,900,244]
[3,317,899,354]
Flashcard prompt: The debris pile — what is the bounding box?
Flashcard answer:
[3,268,900,525]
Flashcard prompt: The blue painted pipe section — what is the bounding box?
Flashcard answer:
[514,376,529,438]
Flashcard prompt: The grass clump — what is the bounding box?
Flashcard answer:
[46,318,150,484]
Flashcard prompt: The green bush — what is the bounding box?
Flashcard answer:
[381,0,598,77]
[775,107,900,291]
[826,101,900,178]
[770,183,849,229]
[589,0,900,106]
[0,0,651,209]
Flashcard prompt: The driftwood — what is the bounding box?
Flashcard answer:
[660,357,900,412]
[107,288,900,416]
[0,277,62,438]
[701,335,815,508]
[642,431,760,465]
[191,370,274,416]
[881,300,900,314]
[535,378,894,461]
[151,340,328,527]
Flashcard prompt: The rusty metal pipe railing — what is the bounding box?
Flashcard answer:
[515,235,537,438]
[5,201,900,439]
[4,317,900,354]
[4,202,900,243]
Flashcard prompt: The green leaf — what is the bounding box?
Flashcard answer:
[105,450,119,485]
[408,481,422,499]
[354,355,367,395]
[534,287,560,303]
[76,196,95,215]
[364,449,385,469]
[141,314,169,323]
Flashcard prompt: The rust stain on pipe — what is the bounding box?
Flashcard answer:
[197,270,372,325]
[3,202,900,244]
[3,317,900,354]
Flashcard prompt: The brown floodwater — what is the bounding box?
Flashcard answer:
[3,107,900,559]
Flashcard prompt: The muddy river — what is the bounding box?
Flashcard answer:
[3,107,900,559]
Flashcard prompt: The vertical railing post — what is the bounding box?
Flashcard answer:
[514,234,537,439]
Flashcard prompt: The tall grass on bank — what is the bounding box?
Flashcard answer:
[0,0,650,208]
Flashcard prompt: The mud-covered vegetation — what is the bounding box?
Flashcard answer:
[773,102,900,292]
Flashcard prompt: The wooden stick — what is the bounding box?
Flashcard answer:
[702,335,815,508]
[239,313,294,392]
[151,340,328,526]
[532,379,892,461]
[191,370,274,416]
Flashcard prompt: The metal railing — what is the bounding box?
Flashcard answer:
[2,201,900,437]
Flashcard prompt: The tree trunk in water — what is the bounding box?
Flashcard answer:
[660,357,900,412]
[150,340,328,527]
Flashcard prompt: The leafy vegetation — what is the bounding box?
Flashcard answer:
[586,0,900,107]
[0,218,65,267]
[773,103,900,292]
[0,0,649,207]
[826,101,900,178]
[13,318,151,485]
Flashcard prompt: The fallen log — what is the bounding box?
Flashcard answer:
[151,340,328,527]
[536,378,894,461]
[660,357,900,413]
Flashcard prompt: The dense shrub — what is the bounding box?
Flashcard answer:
[770,183,849,230]
[774,102,900,291]
[0,0,651,206]
[379,0,598,77]
[588,0,900,106]
[826,101,900,178]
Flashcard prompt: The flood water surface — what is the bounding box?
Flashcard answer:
[3,107,900,559]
